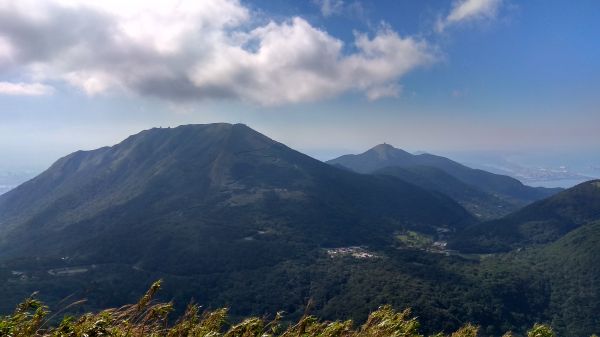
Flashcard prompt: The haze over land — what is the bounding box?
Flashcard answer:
[0,0,599,189]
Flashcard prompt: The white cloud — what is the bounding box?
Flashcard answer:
[436,0,502,32]
[190,19,433,105]
[0,82,54,96]
[314,0,345,17]
[0,0,434,105]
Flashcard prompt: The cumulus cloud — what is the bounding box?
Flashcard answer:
[436,0,502,32]
[190,20,434,105]
[0,82,53,96]
[0,0,434,105]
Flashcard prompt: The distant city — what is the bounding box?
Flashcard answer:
[446,152,600,188]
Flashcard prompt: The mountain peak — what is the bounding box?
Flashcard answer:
[371,143,395,152]
[367,143,411,160]
[141,123,250,134]
[117,123,274,156]
[327,144,561,210]
[0,123,472,272]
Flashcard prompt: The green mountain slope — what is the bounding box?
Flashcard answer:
[0,123,473,274]
[1,125,599,336]
[473,218,600,336]
[535,220,600,335]
[452,180,600,252]
[374,166,515,219]
[327,144,561,208]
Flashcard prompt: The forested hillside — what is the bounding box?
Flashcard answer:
[0,281,563,337]
[452,180,600,252]
[0,125,598,336]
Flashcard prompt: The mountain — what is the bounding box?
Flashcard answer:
[328,144,561,212]
[2,124,599,336]
[0,123,473,273]
[451,180,600,253]
[373,166,515,219]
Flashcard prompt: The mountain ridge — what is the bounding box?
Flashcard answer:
[327,144,561,210]
[0,124,599,336]
[373,165,516,219]
[451,179,600,252]
[0,123,473,268]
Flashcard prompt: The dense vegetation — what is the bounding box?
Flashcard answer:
[0,124,598,336]
[2,239,598,336]
[0,280,563,337]
[452,180,600,252]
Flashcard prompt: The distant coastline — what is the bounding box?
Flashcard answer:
[522,178,596,189]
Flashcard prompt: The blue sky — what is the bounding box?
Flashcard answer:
[0,0,599,171]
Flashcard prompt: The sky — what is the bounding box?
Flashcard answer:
[0,0,599,172]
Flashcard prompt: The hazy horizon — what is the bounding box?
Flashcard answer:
[1,0,599,186]
[0,122,598,191]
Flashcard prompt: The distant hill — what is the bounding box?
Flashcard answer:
[374,166,515,219]
[451,180,600,253]
[0,124,472,274]
[327,144,561,213]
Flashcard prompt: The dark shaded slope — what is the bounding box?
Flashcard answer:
[452,180,600,252]
[374,166,515,219]
[0,123,473,275]
[327,144,561,206]
[533,220,600,336]
[473,218,600,336]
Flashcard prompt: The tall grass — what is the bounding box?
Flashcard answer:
[0,280,561,337]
